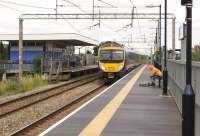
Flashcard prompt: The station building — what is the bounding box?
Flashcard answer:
[0,33,98,73]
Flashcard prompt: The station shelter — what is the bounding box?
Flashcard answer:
[0,33,98,73]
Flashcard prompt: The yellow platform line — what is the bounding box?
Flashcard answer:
[78,65,146,136]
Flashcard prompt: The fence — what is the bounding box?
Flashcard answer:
[0,63,32,73]
[43,54,97,74]
[0,54,97,74]
[167,60,200,113]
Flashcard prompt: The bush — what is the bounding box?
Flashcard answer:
[0,60,9,64]
[93,46,99,56]
[33,57,42,73]
[192,51,200,61]
[0,43,8,60]
[0,68,6,77]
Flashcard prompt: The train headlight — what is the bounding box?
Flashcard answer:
[100,65,105,70]
[118,65,123,70]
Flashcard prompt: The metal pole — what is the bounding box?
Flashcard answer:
[172,17,176,59]
[185,9,192,80]
[93,0,95,20]
[155,27,158,61]
[19,18,23,80]
[162,0,168,95]
[56,0,58,19]
[182,2,195,136]
[99,9,101,28]
[159,5,162,65]
[151,47,153,64]
[131,6,134,27]
[85,47,87,66]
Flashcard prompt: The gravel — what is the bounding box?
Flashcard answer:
[0,79,104,136]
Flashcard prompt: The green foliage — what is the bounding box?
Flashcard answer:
[0,75,48,96]
[0,68,6,76]
[0,60,9,64]
[192,50,200,61]
[153,50,163,62]
[127,52,148,62]
[33,57,42,73]
[86,50,92,54]
[0,42,8,60]
[93,46,99,56]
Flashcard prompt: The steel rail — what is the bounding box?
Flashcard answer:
[10,81,105,136]
[0,74,100,118]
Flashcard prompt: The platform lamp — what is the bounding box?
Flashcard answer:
[162,0,168,95]
[181,0,195,136]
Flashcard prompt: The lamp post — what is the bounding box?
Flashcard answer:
[162,0,168,95]
[181,0,195,136]
[159,4,161,66]
[145,5,162,66]
[19,18,23,80]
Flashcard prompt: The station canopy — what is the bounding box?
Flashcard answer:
[0,33,98,47]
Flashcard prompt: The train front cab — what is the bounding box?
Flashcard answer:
[98,47,125,83]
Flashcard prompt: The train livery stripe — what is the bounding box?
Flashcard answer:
[78,65,146,136]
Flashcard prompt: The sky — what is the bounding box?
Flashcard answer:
[0,0,200,55]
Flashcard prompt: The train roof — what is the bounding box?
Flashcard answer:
[99,41,124,48]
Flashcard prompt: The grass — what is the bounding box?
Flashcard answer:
[0,75,48,96]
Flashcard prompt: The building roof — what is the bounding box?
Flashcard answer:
[0,33,98,46]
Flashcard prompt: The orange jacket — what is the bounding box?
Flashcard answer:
[148,65,162,76]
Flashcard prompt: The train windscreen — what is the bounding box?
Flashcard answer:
[100,50,124,61]
[100,50,111,61]
[112,51,124,61]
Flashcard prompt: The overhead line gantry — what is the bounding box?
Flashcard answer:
[18,12,176,79]
[20,13,175,20]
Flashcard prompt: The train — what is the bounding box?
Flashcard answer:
[98,41,144,83]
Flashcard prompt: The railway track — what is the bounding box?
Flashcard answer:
[0,74,104,136]
[10,81,105,136]
[0,65,139,136]
[0,73,100,118]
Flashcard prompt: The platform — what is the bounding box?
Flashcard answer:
[39,65,182,136]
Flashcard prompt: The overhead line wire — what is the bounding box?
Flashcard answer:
[0,3,24,12]
[0,0,55,10]
[0,2,78,34]
[62,0,88,13]
[97,0,117,8]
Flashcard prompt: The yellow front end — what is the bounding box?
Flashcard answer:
[99,62,124,73]
[98,44,125,80]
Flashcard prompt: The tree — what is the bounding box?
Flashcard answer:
[93,46,99,56]
[192,50,200,61]
[0,42,4,60]
[32,57,42,73]
[0,42,8,60]
[86,50,92,54]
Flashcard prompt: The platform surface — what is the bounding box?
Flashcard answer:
[40,65,182,136]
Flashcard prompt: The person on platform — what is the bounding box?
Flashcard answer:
[147,65,162,87]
